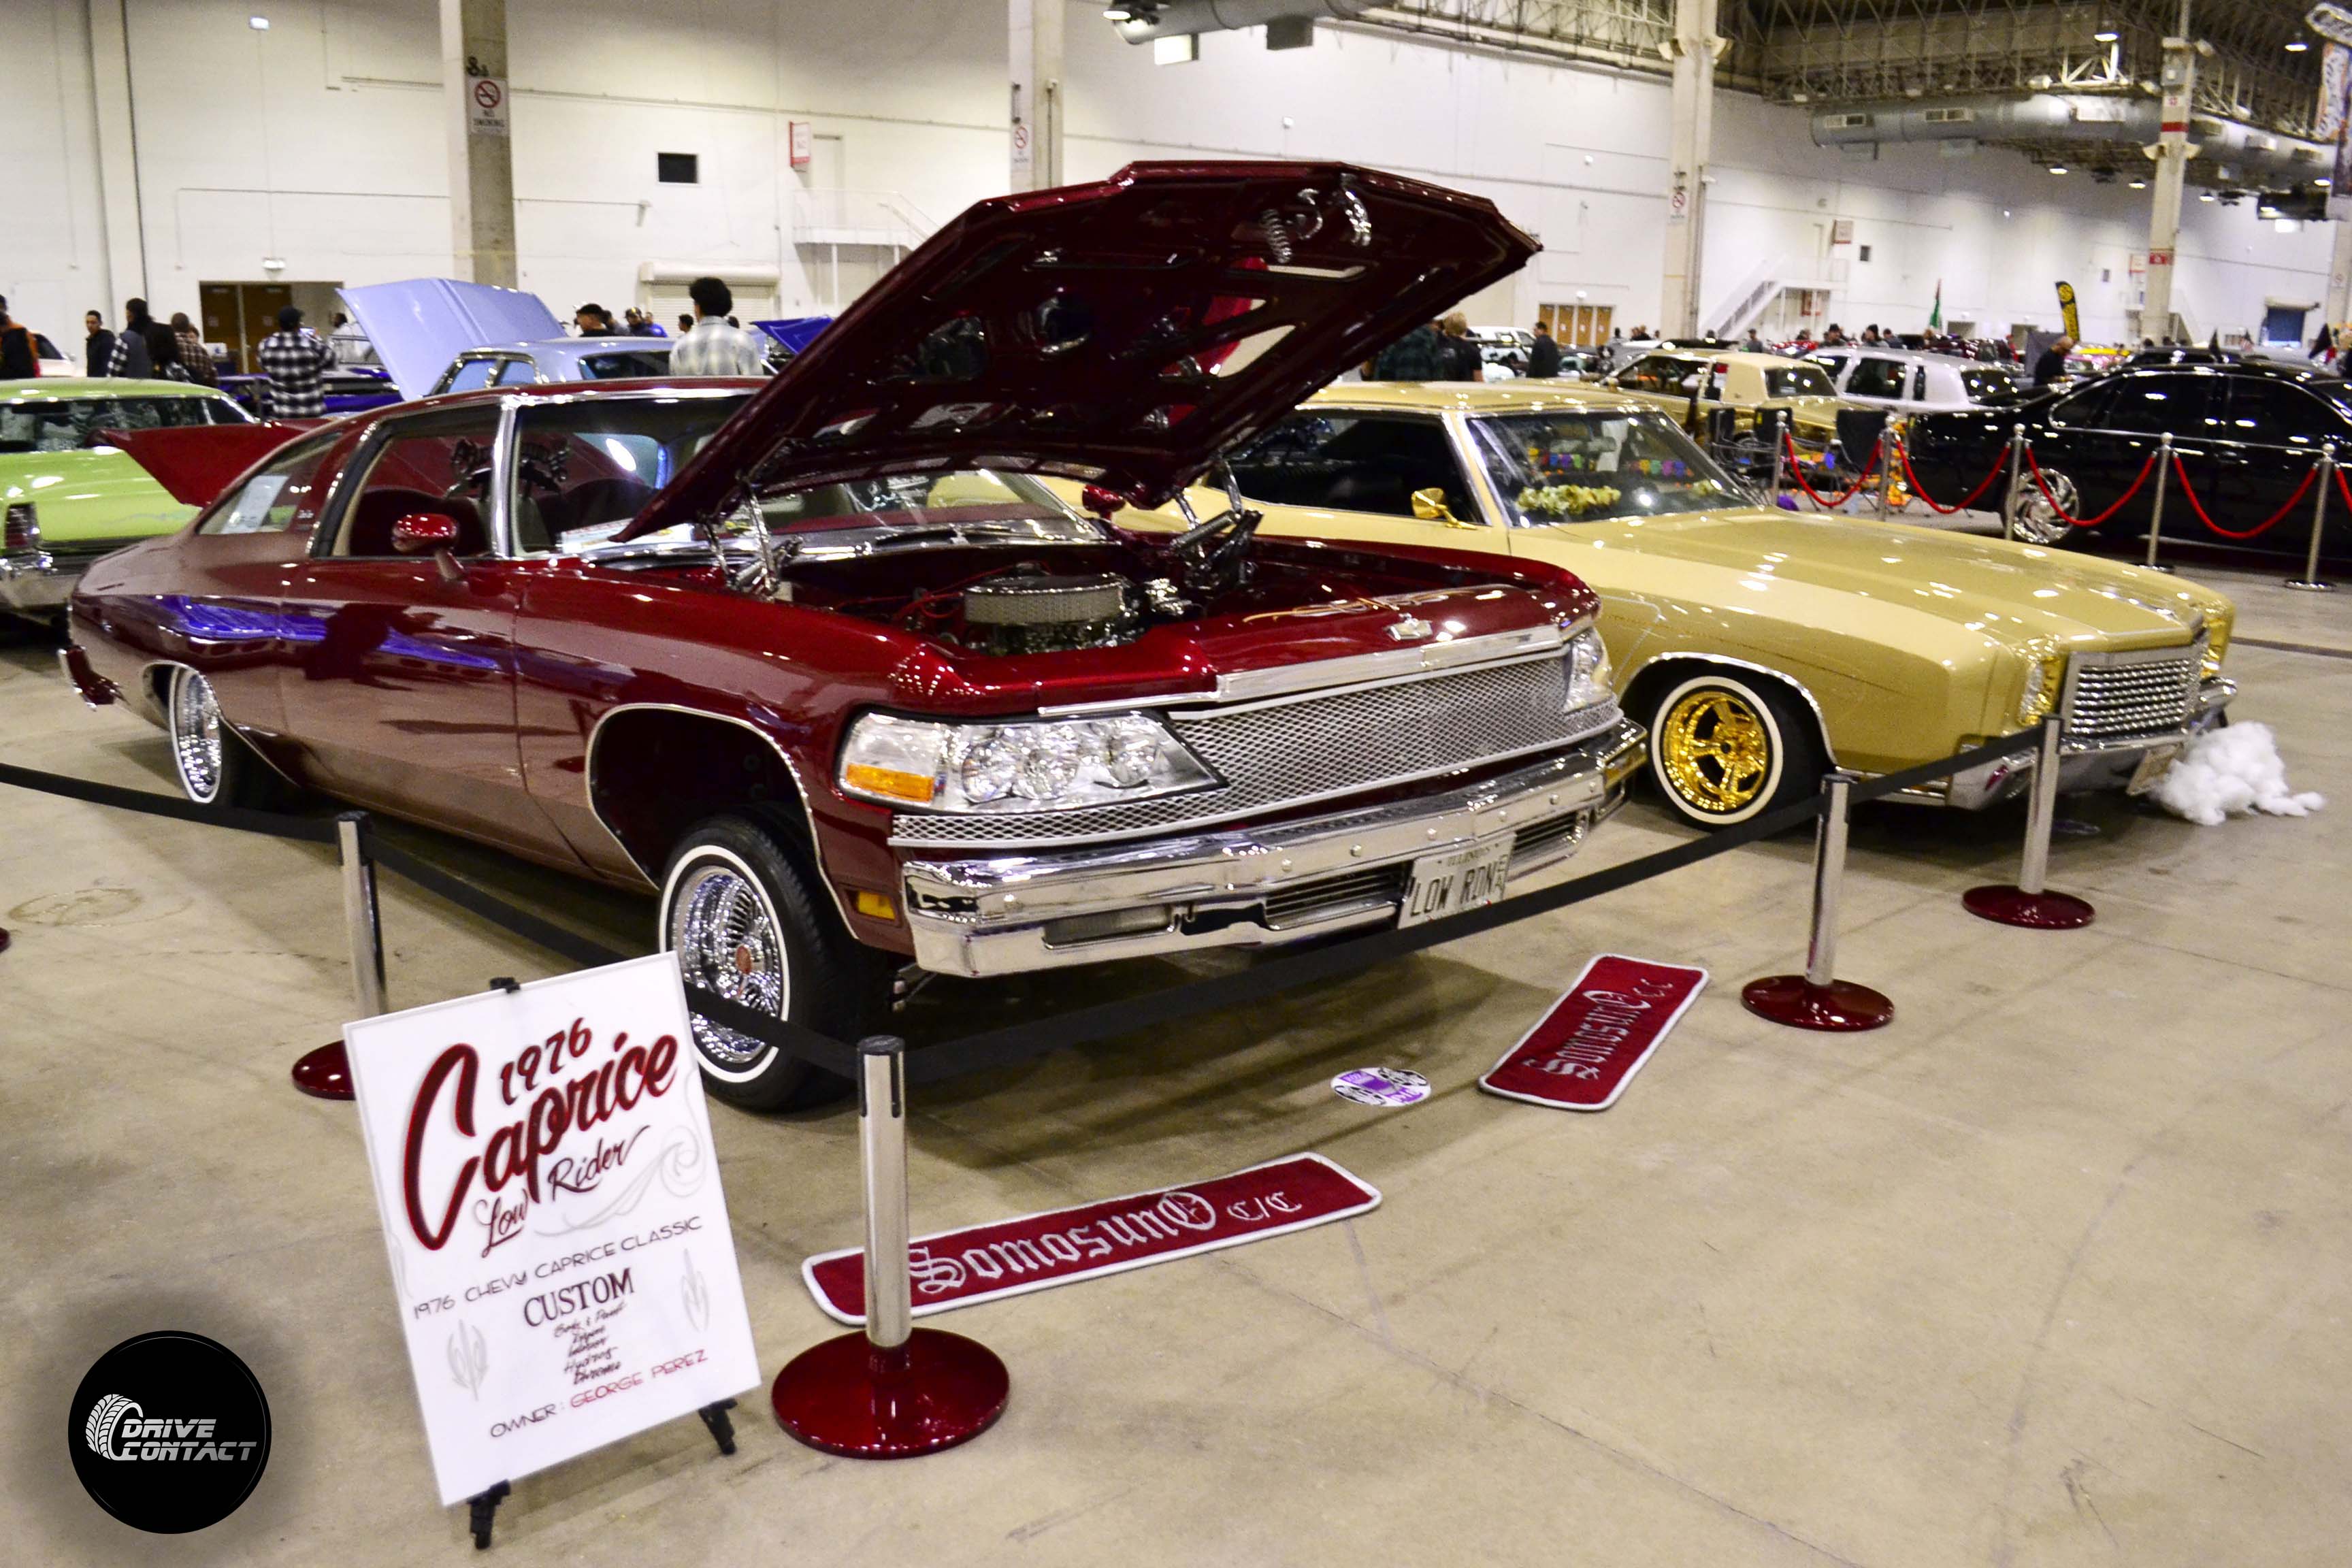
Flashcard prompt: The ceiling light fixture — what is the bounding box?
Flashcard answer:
[2093,28,2119,42]
[2287,39,2310,52]
[2129,178,2147,189]
[248,14,269,27]
[2050,165,2069,174]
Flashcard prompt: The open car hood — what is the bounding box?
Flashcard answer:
[617,161,1535,541]
[98,423,311,508]
[339,278,563,399]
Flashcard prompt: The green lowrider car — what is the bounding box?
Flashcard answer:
[1,377,255,618]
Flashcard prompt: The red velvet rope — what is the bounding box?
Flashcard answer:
[1781,432,1882,508]
[1897,443,2008,514]
[2166,454,2315,540]
[2336,464,2352,517]
[2025,447,2157,529]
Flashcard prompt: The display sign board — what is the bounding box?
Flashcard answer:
[467,75,509,138]
[789,120,813,169]
[1478,955,1708,1111]
[802,1154,1379,1324]
[346,956,760,1506]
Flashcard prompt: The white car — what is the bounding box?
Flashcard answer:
[1808,347,2021,414]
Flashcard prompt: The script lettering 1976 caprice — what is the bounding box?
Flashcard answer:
[66,163,1641,1107]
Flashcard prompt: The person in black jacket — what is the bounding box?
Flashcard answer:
[1527,321,1563,378]
[0,299,37,379]
[84,310,115,376]
[1437,312,1482,380]
[2031,334,2073,388]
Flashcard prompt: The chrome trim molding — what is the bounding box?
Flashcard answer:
[898,721,1643,977]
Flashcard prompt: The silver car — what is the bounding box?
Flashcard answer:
[1809,347,2020,414]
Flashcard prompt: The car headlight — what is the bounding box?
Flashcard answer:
[2017,653,2065,723]
[838,712,1218,812]
[1565,628,1614,711]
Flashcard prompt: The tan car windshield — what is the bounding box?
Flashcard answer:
[1472,411,1743,525]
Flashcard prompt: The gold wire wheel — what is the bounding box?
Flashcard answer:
[1658,687,1774,815]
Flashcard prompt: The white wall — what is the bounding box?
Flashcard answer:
[1,0,2333,355]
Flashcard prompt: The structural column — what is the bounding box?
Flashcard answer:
[2326,216,2352,335]
[440,0,518,287]
[86,0,146,307]
[2142,3,2195,342]
[1008,0,1064,193]
[1659,0,1720,338]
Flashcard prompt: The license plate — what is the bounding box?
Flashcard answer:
[1398,838,1514,928]
[2125,744,2181,796]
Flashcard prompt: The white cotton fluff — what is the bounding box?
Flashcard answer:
[2152,721,2326,828]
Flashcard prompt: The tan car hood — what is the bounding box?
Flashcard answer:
[1578,507,2217,648]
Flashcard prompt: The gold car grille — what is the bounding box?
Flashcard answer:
[887,655,1617,850]
[2062,646,2201,742]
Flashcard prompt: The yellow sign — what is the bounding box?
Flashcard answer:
[2056,281,2080,341]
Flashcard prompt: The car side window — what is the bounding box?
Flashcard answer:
[440,357,500,395]
[1848,357,1906,398]
[2101,373,2212,434]
[1813,353,1848,380]
[2044,382,2112,428]
[316,407,502,558]
[1912,366,1927,401]
[195,436,339,536]
[493,357,540,387]
[2223,378,2341,447]
[1227,412,1478,521]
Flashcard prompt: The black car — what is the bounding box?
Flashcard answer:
[1905,359,2352,560]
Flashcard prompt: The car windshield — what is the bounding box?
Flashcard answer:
[579,350,672,380]
[1762,363,1835,398]
[1471,410,1744,525]
[1961,368,2020,405]
[0,395,243,454]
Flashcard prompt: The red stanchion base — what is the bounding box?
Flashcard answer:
[1963,884,2095,929]
[291,1041,354,1100]
[1740,975,1895,1032]
[772,1329,1008,1459]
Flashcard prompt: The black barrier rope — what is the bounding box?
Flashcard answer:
[0,760,340,844]
[0,726,2041,1089]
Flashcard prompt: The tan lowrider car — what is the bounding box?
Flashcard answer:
[1145,383,2233,829]
[1603,348,1849,447]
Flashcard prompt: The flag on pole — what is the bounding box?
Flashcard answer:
[1929,279,1942,331]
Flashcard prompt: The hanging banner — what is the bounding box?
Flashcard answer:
[346,955,761,1507]
[1478,955,1708,1111]
[2319,44,2351,143]
[802,1154,1379,1324]
[2055,281,2080,342]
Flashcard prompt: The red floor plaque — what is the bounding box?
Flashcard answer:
[1478,954,1709,1111]
[802,1154,1380,1324]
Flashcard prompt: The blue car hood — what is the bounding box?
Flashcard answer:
[339,278,563,399]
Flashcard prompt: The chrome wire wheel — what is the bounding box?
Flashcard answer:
[2012,469,2077,546]
[167,668,226,804]
[668,851,790,1077]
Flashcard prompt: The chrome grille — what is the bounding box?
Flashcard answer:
[1263,865,1411,930]
[889,653,1617,849]
[2063,644,2200,742]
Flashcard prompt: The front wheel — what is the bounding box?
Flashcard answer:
[659,812,883,1111]
[2010,467,2078,546]
[1646,671,1824,830]
[165,666,292,808]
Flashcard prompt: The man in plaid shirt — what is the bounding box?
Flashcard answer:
[668,277,772,377]
[257,306,336,416]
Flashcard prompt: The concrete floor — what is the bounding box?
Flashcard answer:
[2,558,2346,1567]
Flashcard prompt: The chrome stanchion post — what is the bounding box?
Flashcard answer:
[1742,771,1894,1032]
[2142,432,2174,573]
[772,1036,1009,1458]
[1964,717,2095,929]
[2002,425,2024,541]
[2287,443,2335,592]
[860,1039,913,1353]
[293,810,383,1100]
[1767,426,1786,507]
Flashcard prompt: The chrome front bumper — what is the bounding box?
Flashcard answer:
[900,719,1645,978]
[1914,678,2234,810]
[0,552,77,614]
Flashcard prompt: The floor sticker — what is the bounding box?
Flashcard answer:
[1331,1066,1431,1107]
[1477,954,1709,1111]
[802,1153,1380,1324]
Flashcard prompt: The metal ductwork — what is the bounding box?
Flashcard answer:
[1110,0,1378,45]
[1808,95,2331,190]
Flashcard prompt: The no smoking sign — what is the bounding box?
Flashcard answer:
[468,74,510,137]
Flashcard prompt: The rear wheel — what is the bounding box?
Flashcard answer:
[165,666,292,809]
[1646,670,1823,830]
[2011,467,2078,546]
[659,811,883,1111]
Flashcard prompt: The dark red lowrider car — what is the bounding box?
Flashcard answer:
[65,162,1642,1107]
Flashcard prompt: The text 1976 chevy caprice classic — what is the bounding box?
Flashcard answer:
[66,163,1642,1107]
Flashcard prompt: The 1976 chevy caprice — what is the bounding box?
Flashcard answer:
[65,163,1642,1107]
